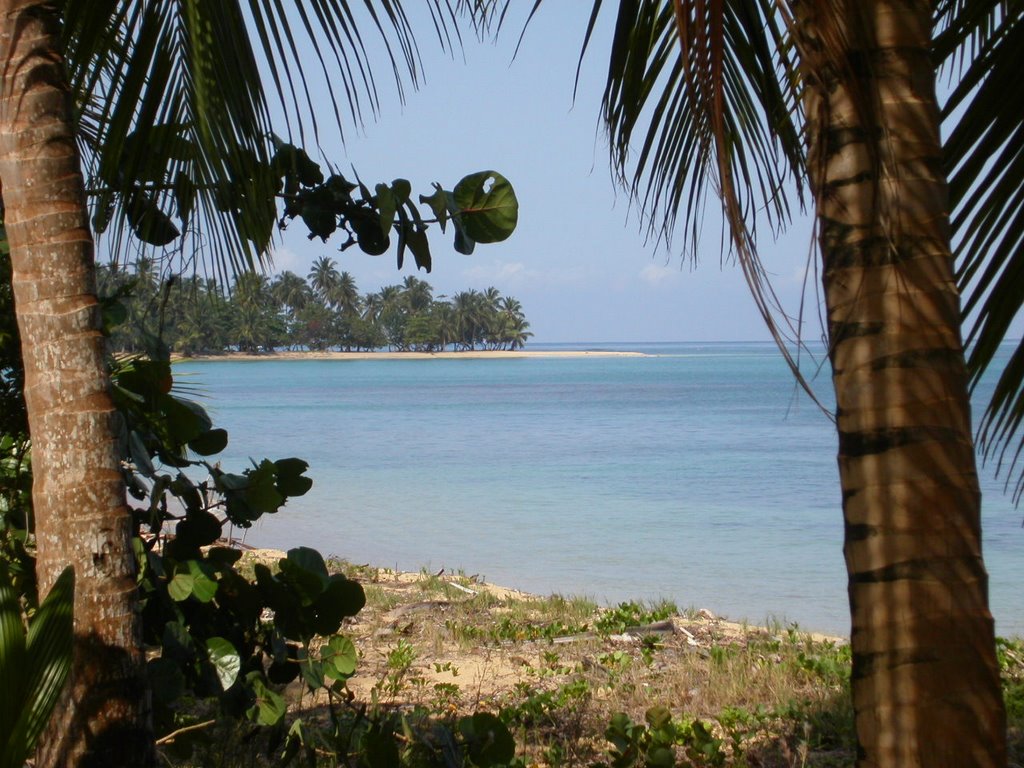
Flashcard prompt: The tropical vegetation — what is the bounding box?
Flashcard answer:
[1,0,1021,766]
[98,258,532,355]
[538,1,1020,764]
[1,1,510,765]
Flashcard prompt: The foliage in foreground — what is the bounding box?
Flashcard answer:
[0,564,73,768]
[5,251,1023,766]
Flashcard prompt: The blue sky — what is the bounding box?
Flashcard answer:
[265,4,821,344]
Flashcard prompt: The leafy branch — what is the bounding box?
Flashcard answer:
[91,129,518,273]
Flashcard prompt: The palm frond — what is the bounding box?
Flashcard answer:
[62,0,491,280]
[939,1,1024,497]
[577,0,819,398]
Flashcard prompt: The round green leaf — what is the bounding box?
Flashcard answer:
[175,510,223,549]
[188,427,228,456]
[206,637,241,691]
[126,192,180,246]
[186,560,218,603]
[321,635,357,679]
[167,571,194,602]
[246,672,286,726]
[452,171,518,244]
[458,711,516,767]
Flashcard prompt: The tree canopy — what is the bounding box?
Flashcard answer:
[98,261,532,355]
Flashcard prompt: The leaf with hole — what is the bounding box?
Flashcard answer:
[452,171,518,244]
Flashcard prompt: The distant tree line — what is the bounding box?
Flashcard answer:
[98,256,532,356]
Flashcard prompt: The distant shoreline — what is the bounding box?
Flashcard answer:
[174,349,649,362]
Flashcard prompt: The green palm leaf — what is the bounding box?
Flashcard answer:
[527,1,817,397]
[937,1,1024,497]
[0,563,27,761]
[0,565,74,768]
[62,1,492,280]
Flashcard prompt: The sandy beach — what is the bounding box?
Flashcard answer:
[176,348,648,362]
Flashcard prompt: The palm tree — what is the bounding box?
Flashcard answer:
[2,2,490,765]
[271,270,313,317]
[499,297,530,350]
[402,275,434,313]
[451,289,484,350]
[308,255,342,306]
[562,1,1008,763]
[362,290,385,324]
[0,4,155,765]
[333,270,363,318]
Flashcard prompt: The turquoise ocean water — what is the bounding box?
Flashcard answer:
[174,342,1024,637]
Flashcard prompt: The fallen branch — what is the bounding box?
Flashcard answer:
[156,719,217,745]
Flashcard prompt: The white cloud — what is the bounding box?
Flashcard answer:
[267,246,305,276]
[639,263,680,286]
[461,260,531,285]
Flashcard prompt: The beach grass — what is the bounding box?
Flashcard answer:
[160,552,1024,767]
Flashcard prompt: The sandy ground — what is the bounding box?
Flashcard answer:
[239,548,845,710]
[175,349,647,362]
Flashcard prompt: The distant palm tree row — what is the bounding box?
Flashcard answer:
[97,257,532,356]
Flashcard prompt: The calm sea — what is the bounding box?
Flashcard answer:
[173,342,1024,637]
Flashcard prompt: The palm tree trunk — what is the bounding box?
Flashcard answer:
[795,1,1005,764]
[0,2,153,766]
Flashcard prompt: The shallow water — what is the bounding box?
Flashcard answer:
[174,342,1024,636]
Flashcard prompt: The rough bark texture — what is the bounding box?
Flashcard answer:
[0,2,153,766]
[794,1,1006,765]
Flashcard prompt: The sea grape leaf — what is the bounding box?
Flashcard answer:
[246,672,286,726]
[170,473,203,514]
[376,183,398,239]
[391,178,411,203]
[161,621,196,662]
[404,223,432,272]
[458,712,515,767]
[242,460,284,513]
[205,547,243,568]
[188,427,228,456]
[174,171,196,224]
[321,635,357,679]
[187,561,218,603]
[206,637,241,691]
[300,658,325,690]
[418,184,448,232]
[285,547,329,581]
[175,510,222,549]
[274,458,312,497]
[453,220,476,255]
[311,576,366,636]
[164,396,213,446]
[167,570,194,602]
[349,207,390,255]
[278,559,325,607]
[126,192,180,246]
[128,431,155,477]
[271,141,324,187]
[298,186,339,241]
[452,171,518,244]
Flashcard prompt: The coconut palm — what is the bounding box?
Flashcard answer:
[1,2,491,765]
[271,270,313,317]
[555,1,1009,763]
[334,271,363,318]
[451,289,484,350]
[362,290,385,324]
[308,255,342,306]
[402,275,434,313]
